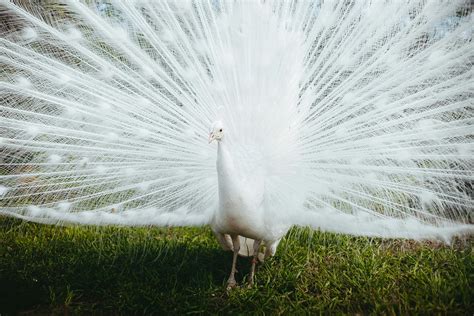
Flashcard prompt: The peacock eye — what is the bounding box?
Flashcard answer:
[219,129,223,132]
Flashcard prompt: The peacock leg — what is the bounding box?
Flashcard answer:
[226,234,240,290]
[247,240,262,287]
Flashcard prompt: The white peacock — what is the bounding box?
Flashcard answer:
[0,0,472,288]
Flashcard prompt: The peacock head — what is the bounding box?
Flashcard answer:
[208,121,224,143]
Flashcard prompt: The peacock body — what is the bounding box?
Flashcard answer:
[0,0,473,258]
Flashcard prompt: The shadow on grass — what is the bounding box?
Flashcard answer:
[0,220,235,314]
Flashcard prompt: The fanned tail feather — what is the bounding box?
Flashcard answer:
[0,1,472,240]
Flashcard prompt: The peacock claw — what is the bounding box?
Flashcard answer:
[226,280,237,290]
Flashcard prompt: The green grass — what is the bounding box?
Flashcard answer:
[0,217,472,315]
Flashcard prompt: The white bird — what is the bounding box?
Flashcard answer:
[209,120,287,287]
[0,1,473,287]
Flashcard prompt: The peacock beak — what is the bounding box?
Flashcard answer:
[208,132,216,143]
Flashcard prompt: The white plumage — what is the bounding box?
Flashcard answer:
[209,120,286,286]
[0,0,473,286]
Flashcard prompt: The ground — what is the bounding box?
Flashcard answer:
[0,217,472,315]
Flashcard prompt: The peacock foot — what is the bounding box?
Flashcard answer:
[246,279,255,289]
[226,278,237,290]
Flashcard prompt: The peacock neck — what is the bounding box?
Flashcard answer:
[217,140,239,202]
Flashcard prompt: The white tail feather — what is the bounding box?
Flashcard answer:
[0,1,472,241]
